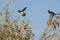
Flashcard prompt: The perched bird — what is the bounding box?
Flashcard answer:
[48,10,60,18]
[48,10,55,14]
[48,10,55,19]
[18,7,27,16]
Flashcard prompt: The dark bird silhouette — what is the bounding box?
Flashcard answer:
[48,10,56,19]
[18,7,27,16]
[48,10,55,14]
[48,10,60,18]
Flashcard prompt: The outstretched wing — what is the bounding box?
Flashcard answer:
[18,10,21,13]
[22,7,27,12]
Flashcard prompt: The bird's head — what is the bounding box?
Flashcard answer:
[48,10,50,12]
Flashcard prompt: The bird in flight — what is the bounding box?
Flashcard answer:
[18,7,27,16]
